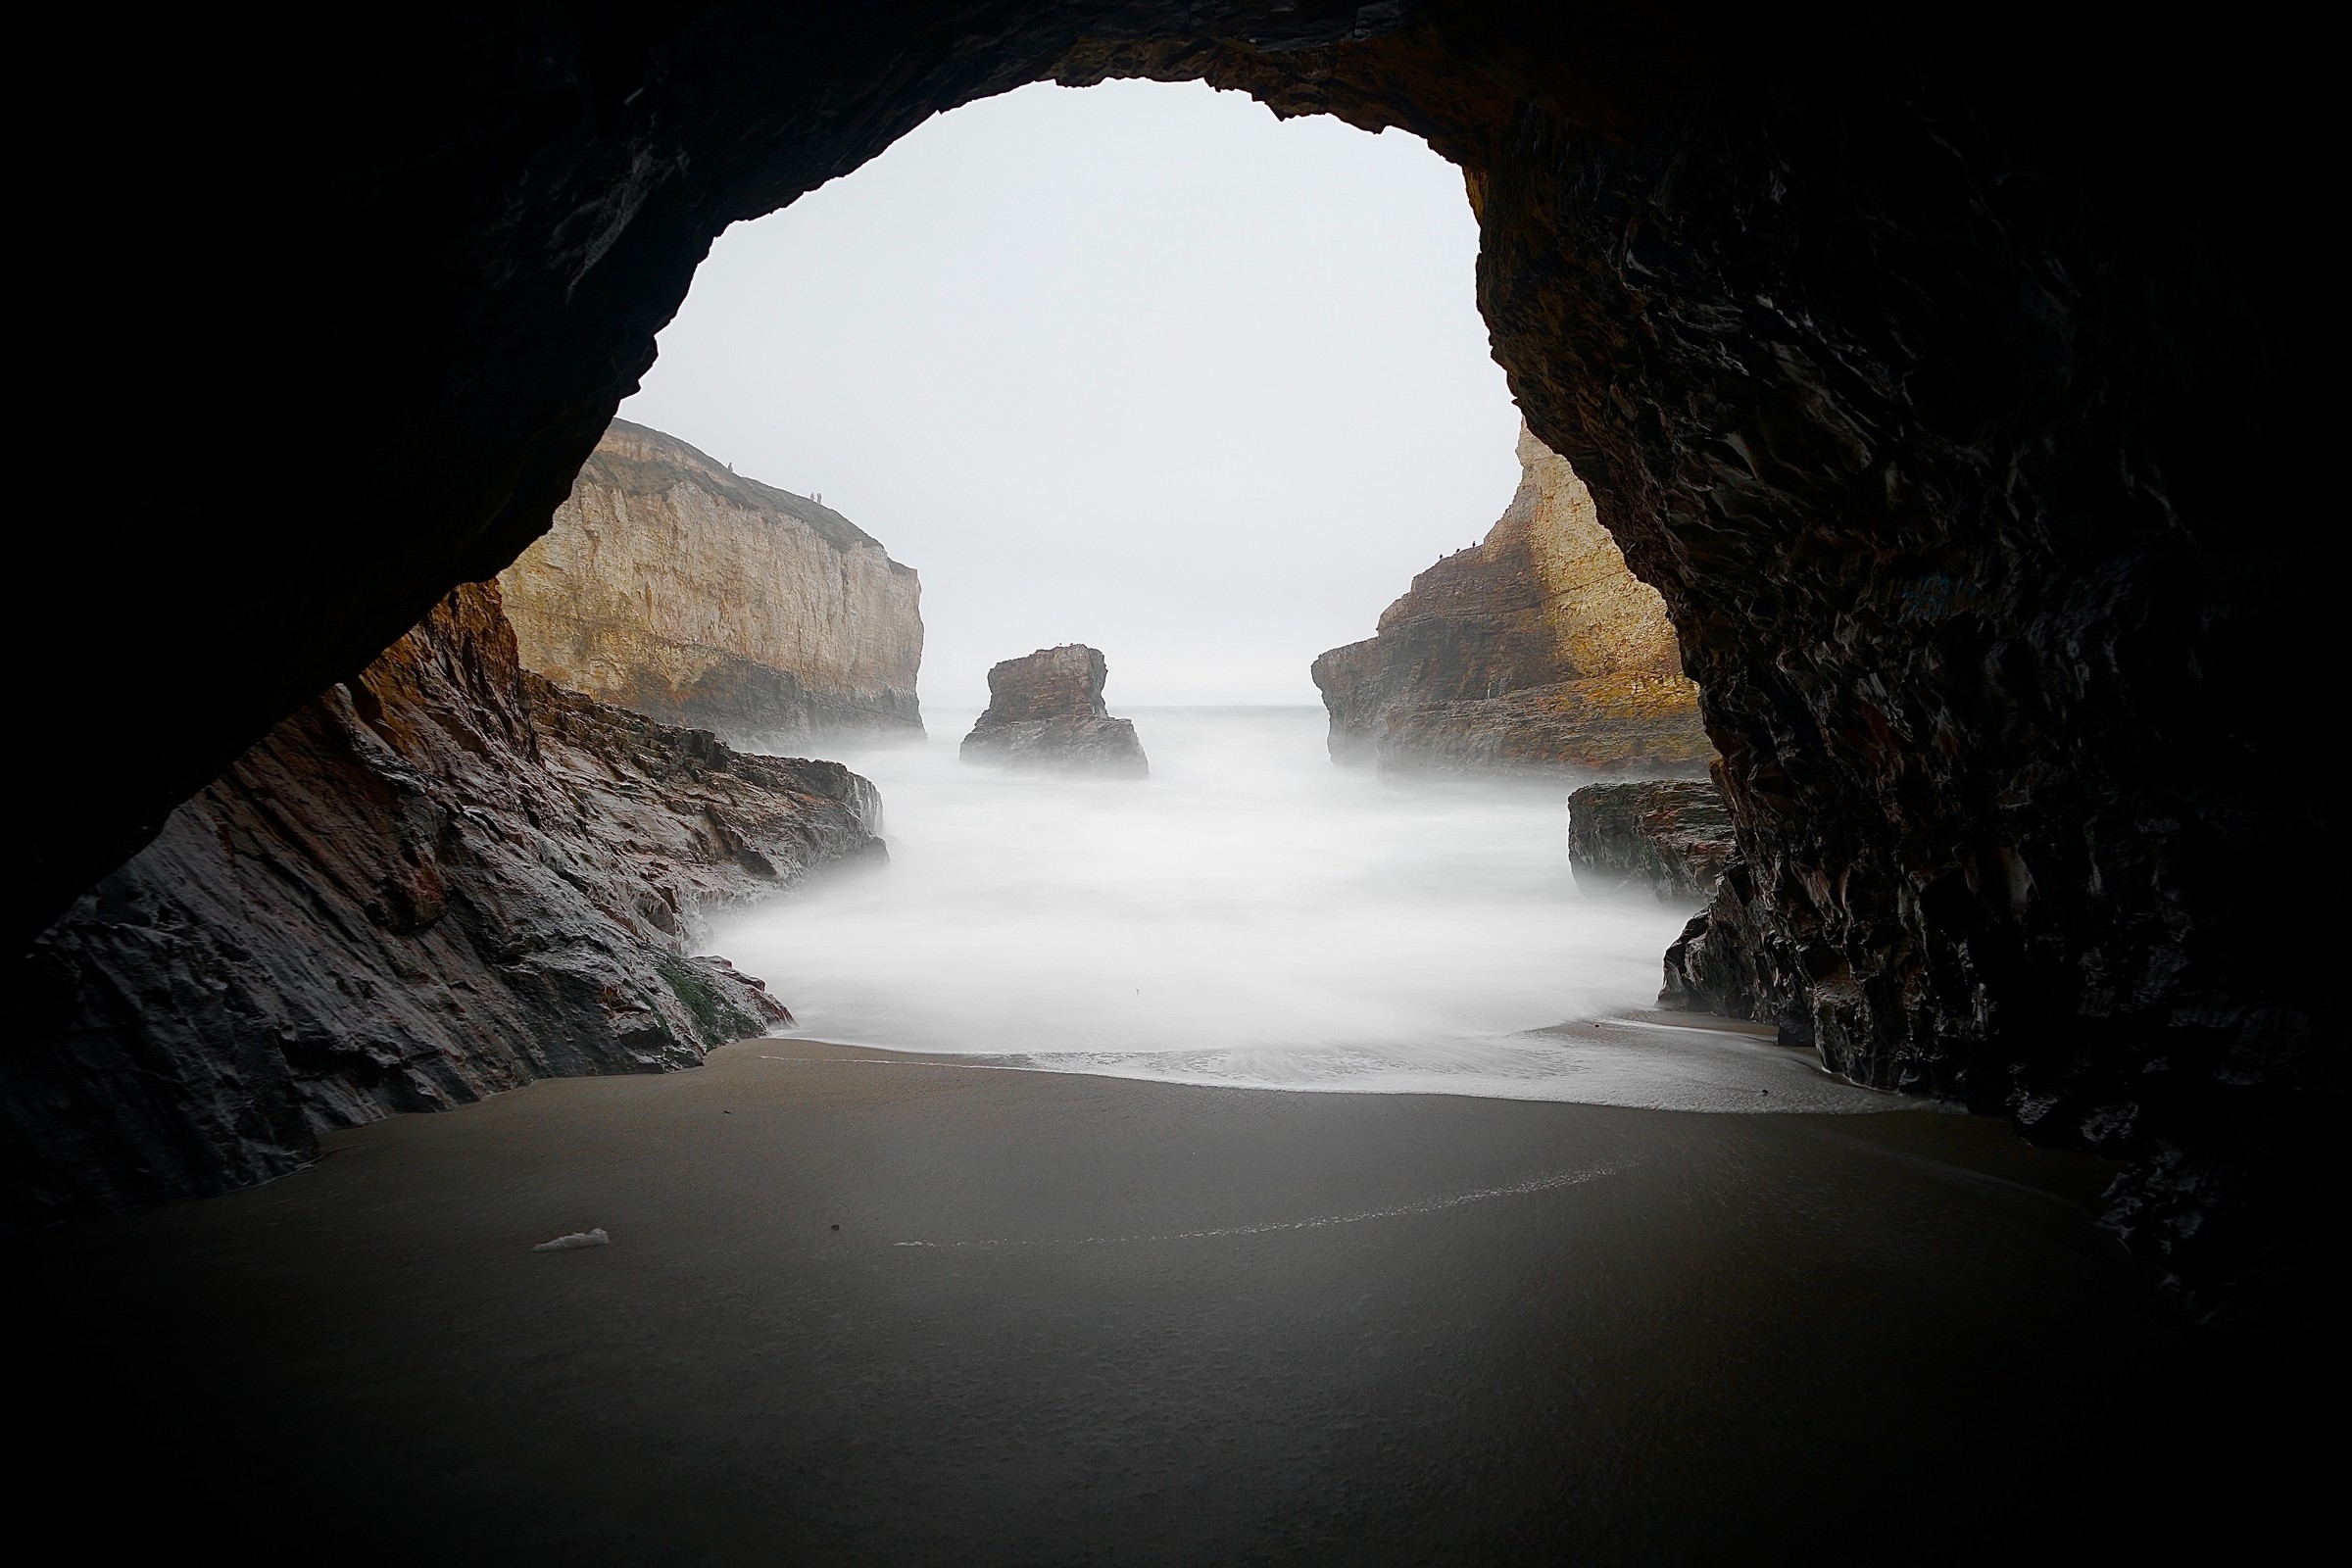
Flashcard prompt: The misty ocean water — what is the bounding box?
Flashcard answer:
[710,708,1893,1111]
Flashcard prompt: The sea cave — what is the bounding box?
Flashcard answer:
[11,4,2329,1559]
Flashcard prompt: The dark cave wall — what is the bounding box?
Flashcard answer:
[1471,61,2333,1308]
[19,4,2330,1305]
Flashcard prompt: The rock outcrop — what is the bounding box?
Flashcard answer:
[1568,780,1735,906]
[1313,424,1711,777]
[960,646,1148,778]
[1658,870,1779,1030]
[498,418,923,749]
[3,582,882,1225]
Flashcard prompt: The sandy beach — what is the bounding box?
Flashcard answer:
[24,1035,2298,1563]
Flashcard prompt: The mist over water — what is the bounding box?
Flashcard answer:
[710,708,1895,1112]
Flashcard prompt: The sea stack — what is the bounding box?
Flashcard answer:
[1312,421,1712,777]
[960,646,1148,778]
[497,418,924,750]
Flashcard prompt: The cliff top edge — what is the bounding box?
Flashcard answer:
[593,417,908,570]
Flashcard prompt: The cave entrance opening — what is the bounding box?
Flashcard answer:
[585,78,1727,1099]
[621,78,1522,712]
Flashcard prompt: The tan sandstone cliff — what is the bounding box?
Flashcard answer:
[1312,422,1712,776]
[499,418,924,748]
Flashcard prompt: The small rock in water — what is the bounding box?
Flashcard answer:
[958,645,1149,777]
[533,1227,611,1251]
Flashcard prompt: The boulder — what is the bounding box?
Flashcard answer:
[1568,779,1736,906]
[959,646,1148,778]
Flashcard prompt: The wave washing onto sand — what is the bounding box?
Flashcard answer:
[888,1164,1623,1250]
[712,708,1913,1116]
[988,1028,1894,1113]
[756,1026,1898,1113]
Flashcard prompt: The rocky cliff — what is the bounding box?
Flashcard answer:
[498,419,923,749]
[961,646,1149,777]
[3,582,882,1225]
[1568,780,1735,906]
[1313,424,1712,777]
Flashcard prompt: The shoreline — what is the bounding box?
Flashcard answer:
[24,1032,2278,1562]
[751,1004,1923,1116]
[748,1034,2111,1214]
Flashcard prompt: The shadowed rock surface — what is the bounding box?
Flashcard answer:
[1568,780,1735,906]
[23,5,2332,1310]
[961,645,1149,778]
[1315,423,1711,776]
[499,418,923,749]
[3,583,883,1225]
[1660,872,1775,1034]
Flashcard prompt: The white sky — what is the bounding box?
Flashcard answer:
[621,79,1521,709]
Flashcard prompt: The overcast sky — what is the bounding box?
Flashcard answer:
[621,79,1521,709]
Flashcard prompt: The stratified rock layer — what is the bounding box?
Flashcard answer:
[499,418,923,749]
[960,646,1148,778]
[1568,780,1735,906]
[3,583,883,1224]
[1314,423,1711,776]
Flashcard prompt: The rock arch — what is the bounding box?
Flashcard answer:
[19,4,2327,1310]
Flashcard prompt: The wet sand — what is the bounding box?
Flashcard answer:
[25,1039,2305,1563]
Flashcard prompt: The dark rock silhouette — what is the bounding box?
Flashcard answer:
[1568,780,1735,906]
[4,583,883,1224]
[1660,871,1772,1030]
[961,646,1149,778]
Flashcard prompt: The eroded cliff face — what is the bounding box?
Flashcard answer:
[1314,423,1711,776]
[499,419,923,748]
[4,583,883,1224]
